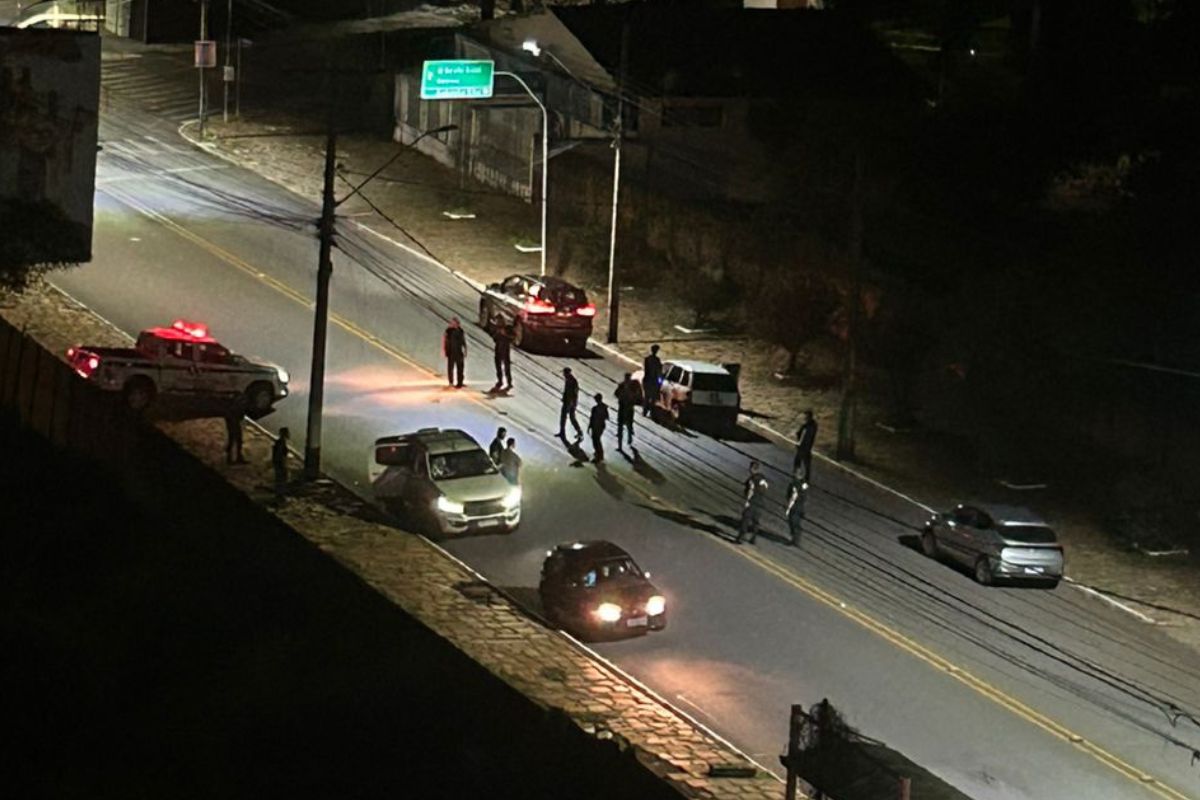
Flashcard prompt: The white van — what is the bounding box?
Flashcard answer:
[636,360,741,431]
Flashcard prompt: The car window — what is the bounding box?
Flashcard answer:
[679,371,691,387]
[581,569,597,587]
[692,373,737,392]
[1001,525,1057,544]
[589,557,643,583]
[665,365,683,383]
[197,343,231,364]
[168,341,196,360]
[502,276,522,296]
[375,443,413,467]
[952,506,974,525]
[547,286,587,307]
[428,449,497,480]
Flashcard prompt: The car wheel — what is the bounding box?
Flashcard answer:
[974,556,994,586]
[478,300,491,331]
[921,529,939,558]
[244,381,274,414]
[1044,579,1061,590]
[569,337,589,357]
[123,377,156,411]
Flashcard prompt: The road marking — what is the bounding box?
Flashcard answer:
[159,127,1187,794]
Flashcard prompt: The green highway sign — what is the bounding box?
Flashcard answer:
[420,60,495,100]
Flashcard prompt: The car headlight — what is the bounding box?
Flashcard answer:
[275,366,289,384]
[594,602,622,623]
[501,485,522,509]
[436,495,465,515]
[645,595,666,616]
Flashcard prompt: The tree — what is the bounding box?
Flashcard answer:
[751,261,841,376]
[860,283,937,426]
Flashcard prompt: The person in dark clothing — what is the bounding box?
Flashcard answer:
[442,317,467,388]
[642,344,662,416]
[785,469,808,546]
[588,393,610,463]
[736,460,769,544]
[224,398,247,465]
[558,367,583,439]
[272,427,290,503]
[488,426,507,464]
[613,372,642,450]
[794,409,817,483]
[499,438,522,485]
[490,316,513,391]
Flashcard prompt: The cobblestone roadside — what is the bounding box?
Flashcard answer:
[0,281,787,799]
[178,112,1200,653]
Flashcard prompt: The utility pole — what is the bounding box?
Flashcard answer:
[198,0,209,137]
[304,77,337,481]
[222,0,232,123]
[605,15,630,344]
[836,151,864,462]
[783,703,804,800]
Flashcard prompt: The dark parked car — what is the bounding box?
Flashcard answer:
[479,274,594,354]
[539,541,666,639]
[922,503,1064,588]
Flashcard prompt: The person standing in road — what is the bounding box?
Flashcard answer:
[490,316,513,392]
[224,397,247,465]
[489,426,507,464]
[642,344,663,417]
[558,367,583,439]
[443,317,467,388]
[272,427,290,503]
[614,372,642,451]
[794,409,818,483]
[588,392,610,464]
[499,437,522,485]
[785,468,808,546]
[736,460,769,544]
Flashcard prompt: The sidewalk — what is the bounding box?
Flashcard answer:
[97,34,1200,650]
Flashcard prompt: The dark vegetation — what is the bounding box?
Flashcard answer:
[0,411,678,800]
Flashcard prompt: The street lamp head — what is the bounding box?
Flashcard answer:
[522,39,542,57]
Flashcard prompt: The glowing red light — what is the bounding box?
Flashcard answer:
[171,319,209,338]
[67,347,76,357]
[575,304,596,317]
[524,298,556,315]
[87,357,99,370]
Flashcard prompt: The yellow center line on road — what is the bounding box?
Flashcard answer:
[100,184,1193,800]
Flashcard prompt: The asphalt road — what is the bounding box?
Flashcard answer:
[49,89,1200,800]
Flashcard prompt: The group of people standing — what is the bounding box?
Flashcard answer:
[736,409,817,548]
[442,313,824,546]
[557,343,663,464]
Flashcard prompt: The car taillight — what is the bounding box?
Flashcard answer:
[524,299,556,314]
[575,303,596,317]
[67,347,76,358]
[87,356,100,371]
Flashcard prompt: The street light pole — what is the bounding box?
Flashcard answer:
[496,70,548,277]
[197,0,209,137]
[304,84,338,481]
[606,17,630,344]
[222,0,231,123]
[302,120,457,480]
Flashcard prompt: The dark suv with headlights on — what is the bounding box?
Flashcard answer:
[478,274,594,354]
[539,541,666,640]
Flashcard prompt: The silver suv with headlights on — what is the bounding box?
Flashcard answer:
[922,503,1063,588]
[369,428,521,537]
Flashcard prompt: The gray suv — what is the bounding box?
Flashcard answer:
[922,503,1063,588]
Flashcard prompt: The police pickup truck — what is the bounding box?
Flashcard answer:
[67,319,289,413]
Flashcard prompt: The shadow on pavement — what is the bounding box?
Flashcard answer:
[709,512,792,546]
[560,435,591,466]
[623,446,667,485]
[497,585,547,620]
[642,505,732,540]
[711,424,769,444]
[593,462,625,500]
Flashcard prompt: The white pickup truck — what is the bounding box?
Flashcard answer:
[67,319,289,413]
